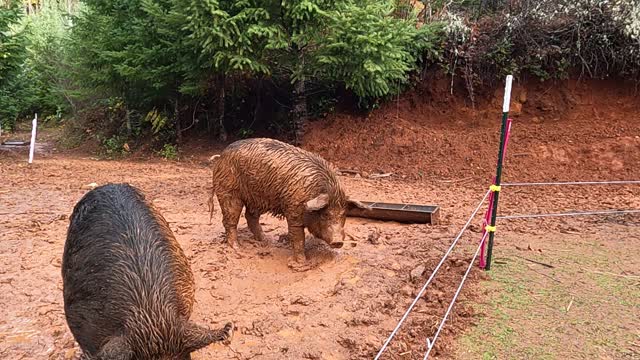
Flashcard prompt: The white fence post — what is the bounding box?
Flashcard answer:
[28,113,38,164]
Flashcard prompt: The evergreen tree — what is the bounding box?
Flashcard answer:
[0,0,27,131]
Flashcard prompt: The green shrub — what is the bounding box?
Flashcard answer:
[98,134,128,157]
[157,143,178,160]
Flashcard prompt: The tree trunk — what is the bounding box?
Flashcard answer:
[292,52,307,145]
[175,98,182,144]
[125,110,131,136]
[252,78,262,128]
[218,74,228,142]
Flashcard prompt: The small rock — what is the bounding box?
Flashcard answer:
[410,264,426,282]
[367,229,381,245]
[291,296,312,306]
[284,309,300,316]
[511,102,523,116]
[518,90,528,103]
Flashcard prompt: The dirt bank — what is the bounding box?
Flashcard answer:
[304,76,640,183]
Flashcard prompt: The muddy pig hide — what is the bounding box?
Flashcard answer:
[63,183,233,359]
[210,138,366,271]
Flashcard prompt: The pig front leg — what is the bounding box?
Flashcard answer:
[286,220,311,272]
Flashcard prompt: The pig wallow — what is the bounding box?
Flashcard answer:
[62,183,233,360]
[210,138,366,270]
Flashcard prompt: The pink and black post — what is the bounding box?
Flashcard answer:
[482,75,513,271]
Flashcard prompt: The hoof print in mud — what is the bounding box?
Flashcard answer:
[288,259,314,272]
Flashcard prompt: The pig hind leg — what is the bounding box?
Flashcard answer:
[218,194,243,249]
[94,336,133,359]
[245,208,267,244]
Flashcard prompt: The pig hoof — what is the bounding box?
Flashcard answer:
[222,322,234,344]
[329,241,344,249]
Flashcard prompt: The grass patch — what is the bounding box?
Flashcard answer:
[456,230,640,359]
[458,259,550,358]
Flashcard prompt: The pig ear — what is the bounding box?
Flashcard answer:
[347,199,368,210]
[183,321,234,353]
[96,336,133,360]
[306,193,330,211]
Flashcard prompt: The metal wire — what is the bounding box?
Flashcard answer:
[374,189,491,360]
[498,209,640,220]
[424,232,487,360]
[502,180,640,187]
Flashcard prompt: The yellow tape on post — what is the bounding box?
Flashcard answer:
[489,184,501,192]
[485,225,497,233]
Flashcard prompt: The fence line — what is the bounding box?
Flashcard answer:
[502,180,640,187]
[498,209,640,220]
[374,189,491,360]
[423,232,487,359]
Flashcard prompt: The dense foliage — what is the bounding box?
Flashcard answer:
[59,0,438,146]
[0,0,27,131]
[440,0,640,102]
[1,0,639,150]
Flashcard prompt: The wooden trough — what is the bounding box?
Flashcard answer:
[347,201,440,225]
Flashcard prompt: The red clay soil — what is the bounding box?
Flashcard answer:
[0,153,490,360]
[0,76,639,360]
[304,75,640,183]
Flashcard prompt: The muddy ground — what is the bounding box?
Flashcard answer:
[0,150,485,360]
[1,78,639,360]
[1,147,638,359]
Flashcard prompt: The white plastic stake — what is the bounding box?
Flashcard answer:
[28,113,37,164]
[502,75,513,113]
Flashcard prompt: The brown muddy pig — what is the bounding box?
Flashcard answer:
[63,183,233,359]
[210,138,366,270]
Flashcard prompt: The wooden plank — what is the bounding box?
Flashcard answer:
[347,201,439,225]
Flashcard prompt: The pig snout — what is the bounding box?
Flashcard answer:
[305,216,345,248]
[326,223,345,248]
